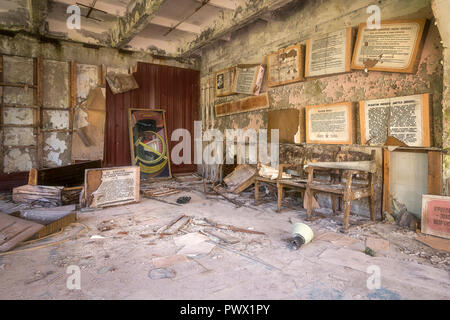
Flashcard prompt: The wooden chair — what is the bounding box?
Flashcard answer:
[276,163,308,212]
[254,163,304,206]
[304,153,377,233]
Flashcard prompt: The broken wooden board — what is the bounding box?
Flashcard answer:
[0,213,44,252]
[159,215,191,235]
[215,93,269,117]
[351,19,427,73]
[84,166,140,208]
[72,87,106,161]
[267,109,302,144]
[12,185,64,207]
[18,205,76,225]
[416,233,450,253]
[223,164,258,194]
[106,72,139,94]
[421,195,450,240]
[203,228,240,244]
[142,187,181,198]
[173,173,203,183]
[33,212,77,240]
[28,160,102,187]
[203,218,265,235]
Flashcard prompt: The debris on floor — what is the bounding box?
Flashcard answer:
[176,196,191,204]
[223,164,258,194]
[365,237,390,253]
[288,223,314,250]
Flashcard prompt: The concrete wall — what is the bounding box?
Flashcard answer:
[199,0,445,217]
[0,33,199,173]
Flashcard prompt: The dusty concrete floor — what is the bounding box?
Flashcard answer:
[0,182,449,300]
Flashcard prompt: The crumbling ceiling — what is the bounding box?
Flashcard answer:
[0,0,295,57]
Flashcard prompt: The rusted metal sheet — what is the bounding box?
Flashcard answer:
[105,63,200,174]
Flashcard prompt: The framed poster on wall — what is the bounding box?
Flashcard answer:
[215,67,236,97]
[351,19,427,73]
[233,64,265,95]
[305,102,354,145]
[359,93,431,147]
[267,44,305,87]
[305,27,354,78]
[128,109,172,180]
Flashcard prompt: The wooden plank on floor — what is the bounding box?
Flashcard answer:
[0,213,43,252]
[203,228,240,244]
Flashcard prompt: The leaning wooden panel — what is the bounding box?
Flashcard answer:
[215,92,269,117]
[305,27,353,78]
[351,19,427,73]
[28,160,102,187]
[0,213,44,252]
[215,67,235,97]
[84,166,140,208]
[72,87,106,161]
[305,102,353,145]
[421,195,450,240]
[360,93,431,147]
[267,44,305,87]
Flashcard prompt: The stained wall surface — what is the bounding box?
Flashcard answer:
[199,0,444,217]
[0,33,199,176]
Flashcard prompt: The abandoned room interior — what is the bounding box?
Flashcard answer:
[0,0,449,302]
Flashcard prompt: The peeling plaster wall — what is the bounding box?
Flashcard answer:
[42,59,70,168]
[0,32,199,173]
[200,0,444,217]
[1,55,35,173]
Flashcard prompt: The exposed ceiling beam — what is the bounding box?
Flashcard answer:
[28,0,49,35]
[150,16,202,34]
[179,0,294,57]
[194,0,239,10]
[109,0,168,48]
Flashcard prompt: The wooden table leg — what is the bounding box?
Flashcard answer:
[342,171,354,233]
[277,182,283,213]
[331,195,338,215]
[306,167,314,221]
[254,179,259,206]
[369,172,375,221]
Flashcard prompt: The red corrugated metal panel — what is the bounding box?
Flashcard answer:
[105,62,200,174]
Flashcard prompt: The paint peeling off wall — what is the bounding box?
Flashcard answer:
[3,56,34,105]
[43,60,69,109]
[3,108,33,125]
[43,110,69,130]
[3,148,34,174]
[43,132,71,167]
[77,64,99,103]
[3,127,35,146]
